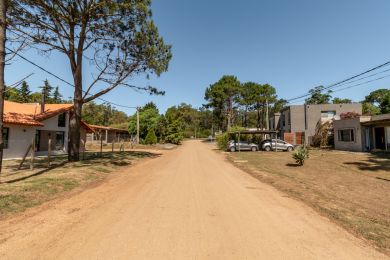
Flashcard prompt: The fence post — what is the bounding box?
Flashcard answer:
[100,136,103,157]
[30,137,35,170]
[112,140,115,153]
[48,138,51,167]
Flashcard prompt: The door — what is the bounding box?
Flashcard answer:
[55,131,65,150]
[374,127,385,150]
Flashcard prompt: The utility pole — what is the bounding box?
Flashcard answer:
[136,107,140,144]
[266,99,269,130]
[0,0,7,174]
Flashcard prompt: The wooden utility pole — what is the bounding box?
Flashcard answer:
[0,0,6,174]
[266,99,269,130]
[136,108,140,144]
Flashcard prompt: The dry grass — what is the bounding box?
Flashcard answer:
[0,151,157,218]
[227,149,390,255]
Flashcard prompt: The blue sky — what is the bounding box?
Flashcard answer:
[5,0,390,115]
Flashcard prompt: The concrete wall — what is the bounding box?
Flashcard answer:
[304,103,362,144]
[334,117,365,152]
[3,124,36,159]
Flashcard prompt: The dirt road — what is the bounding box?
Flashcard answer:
[0,140,387,259]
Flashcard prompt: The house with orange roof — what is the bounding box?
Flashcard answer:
[3,100,93,159]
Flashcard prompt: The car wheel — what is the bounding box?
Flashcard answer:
[230,147,236,152]
[251,147,257,152]
[287,146,293,152]
[264,146,271,152]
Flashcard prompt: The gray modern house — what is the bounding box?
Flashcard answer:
[269,103,362,144]
[334,114,390,152]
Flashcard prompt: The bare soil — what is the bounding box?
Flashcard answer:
[228,148,390,256]
[0,141,387,259]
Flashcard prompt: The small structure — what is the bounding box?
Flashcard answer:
[269,103,362,145]
[334,114,390,152]
[228,129,279,143]
[3,100,90,159]
[87,124,130,144]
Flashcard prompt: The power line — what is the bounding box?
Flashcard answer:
[288,72,390,104]
[286,60,390,103]
[5,47,138,110]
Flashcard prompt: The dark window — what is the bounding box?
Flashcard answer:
[55,131,65,150]
[338,129,355,142]
[58,113,66,127]
[35,130,41,151]
[3,127,9,149]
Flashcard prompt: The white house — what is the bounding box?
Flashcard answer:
[3,101,92,159]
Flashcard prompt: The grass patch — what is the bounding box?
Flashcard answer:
[227,149,390,256]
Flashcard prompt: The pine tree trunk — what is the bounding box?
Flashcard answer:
[68,63,83,162]
[0,0,6,173]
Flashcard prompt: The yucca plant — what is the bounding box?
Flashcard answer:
[292,145,309,166]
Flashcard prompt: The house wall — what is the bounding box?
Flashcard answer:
[3,124,36,159]
[3,111,88,159]
[333,118,365,152]
[304,103,362,144]
[39,112,69,152]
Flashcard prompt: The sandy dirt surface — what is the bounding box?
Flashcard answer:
[0,140,387,259]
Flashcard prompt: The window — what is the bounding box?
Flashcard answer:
[321,111,336,119]
[55,131,65,150]
[58,113,66,127]
[56,132,65,150]
[2,127,9,149]
[338,129,355,142]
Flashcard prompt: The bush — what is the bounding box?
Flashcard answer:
[292,145,309,166]
[165,132,183,144]
[216,132,229,150]
[144,129,158,144]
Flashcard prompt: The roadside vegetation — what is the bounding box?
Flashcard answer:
[0,151,156,218]
[227,150,390,255]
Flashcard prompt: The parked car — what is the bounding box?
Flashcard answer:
[227,140,259,152]
[261,139,294,152]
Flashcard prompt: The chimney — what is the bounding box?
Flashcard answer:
[41,88,45,114]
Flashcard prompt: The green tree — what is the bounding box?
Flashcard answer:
[52,86,63,103]
[364,89,390,114]
[305,86,332,104]
[10,1,172,161]
[19,81,31,103]
[128,103,160,141]
[4,87,21,102]
[41,79,53,102]
[332,97,352,104]
[144,128,158,144]
[205,75,241,131]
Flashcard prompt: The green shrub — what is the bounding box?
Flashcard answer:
[292,145,309,166]
[144,129,158,144]
[165,132,183,144]
[216,132,229,150]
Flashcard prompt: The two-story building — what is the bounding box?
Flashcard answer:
[3,101,92,159]
[269,103,362,145]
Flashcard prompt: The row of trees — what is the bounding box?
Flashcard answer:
[82,102,129,129]
[204,75,286,131]
[127,102,214,144]
[5,80,65,104]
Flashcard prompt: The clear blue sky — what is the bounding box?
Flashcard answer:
[5,0,390,115]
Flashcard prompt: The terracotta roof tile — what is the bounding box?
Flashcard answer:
[4,101,73,126]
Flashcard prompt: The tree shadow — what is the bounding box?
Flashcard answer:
[2,162,67,184]
[286,163,301,167]
[343,152,390,172]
